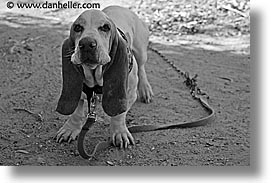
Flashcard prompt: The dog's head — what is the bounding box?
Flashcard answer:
[69,10,117,68]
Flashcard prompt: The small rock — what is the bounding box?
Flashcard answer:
[135,139,141,144]
[169,141,177,145]
[106,161,115,166]
[23,45,32,51]
[205,142,214,146]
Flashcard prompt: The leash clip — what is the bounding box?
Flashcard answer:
[88,92,99,115]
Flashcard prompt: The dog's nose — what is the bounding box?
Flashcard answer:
[79,37,97,50]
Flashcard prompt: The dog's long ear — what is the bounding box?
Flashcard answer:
[102,23,129,117]
[56,38,84,115]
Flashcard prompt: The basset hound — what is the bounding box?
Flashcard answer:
[55,6,153,148]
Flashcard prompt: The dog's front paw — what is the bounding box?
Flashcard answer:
[110,123,135,148]
[55,118,82,143]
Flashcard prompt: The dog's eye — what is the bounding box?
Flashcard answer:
[74,24,83,33]
[99,24,110,32]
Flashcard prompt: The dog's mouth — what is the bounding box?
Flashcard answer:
[72,52,99,69]
[83,62,98,69]
[80,52,99,64]
[71,45,110,67]
[71,55,98,69]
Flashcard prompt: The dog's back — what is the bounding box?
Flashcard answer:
[103,6,149,46]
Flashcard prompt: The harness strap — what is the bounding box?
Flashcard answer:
[117,28,133,73]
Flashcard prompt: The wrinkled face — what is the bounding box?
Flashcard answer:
[70,10,113,69]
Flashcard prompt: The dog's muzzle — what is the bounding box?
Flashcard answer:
[78,37,99,65]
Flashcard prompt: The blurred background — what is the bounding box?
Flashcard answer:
[0,0,250,34]
[0,0,250,54]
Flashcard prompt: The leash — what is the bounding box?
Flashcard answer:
[77,43,215,160]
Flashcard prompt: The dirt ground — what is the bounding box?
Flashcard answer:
[0,3,250,166]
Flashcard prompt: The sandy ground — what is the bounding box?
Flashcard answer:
[0,1,250,166]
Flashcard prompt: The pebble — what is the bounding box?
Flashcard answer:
[106,161,114,166]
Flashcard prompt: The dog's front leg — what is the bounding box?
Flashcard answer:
[56,94,85,143]
[110,112,135,148]
[110,84,138,148]
[110,58,139,148]
[110,67,138,148]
